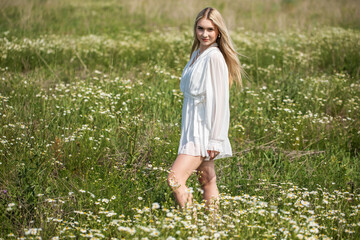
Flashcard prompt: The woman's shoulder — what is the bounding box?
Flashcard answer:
[207,47,226,65]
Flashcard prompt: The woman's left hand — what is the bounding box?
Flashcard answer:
[207,150,219,160]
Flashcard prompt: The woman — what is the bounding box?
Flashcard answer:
[167,7,243,209]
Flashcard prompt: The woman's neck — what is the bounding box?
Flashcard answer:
[199,45,209,54]
[199,42,217,54]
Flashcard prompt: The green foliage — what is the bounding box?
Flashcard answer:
[0,0,359,238]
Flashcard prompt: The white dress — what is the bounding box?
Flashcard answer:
[178,43,232,160]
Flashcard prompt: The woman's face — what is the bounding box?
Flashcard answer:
[196,18,219,51]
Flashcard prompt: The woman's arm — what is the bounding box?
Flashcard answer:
[205,51,230,155]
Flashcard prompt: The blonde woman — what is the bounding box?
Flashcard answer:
[167,7,243,209]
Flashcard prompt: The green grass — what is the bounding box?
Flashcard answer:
[0,0,360,239]
[1,0,359,36]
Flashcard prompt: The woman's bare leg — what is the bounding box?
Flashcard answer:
[196,160,219,207]
[167,154,203,208]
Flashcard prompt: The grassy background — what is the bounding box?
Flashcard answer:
[0,0,359,238]
[1,0,359,36]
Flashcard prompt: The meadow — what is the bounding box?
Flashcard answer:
[0,0,360,239]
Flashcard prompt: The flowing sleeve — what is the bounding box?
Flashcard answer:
[205,51,230,152]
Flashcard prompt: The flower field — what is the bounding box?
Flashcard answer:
[0,0,360,239]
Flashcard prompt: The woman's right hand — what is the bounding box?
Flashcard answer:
[207,150,219,160]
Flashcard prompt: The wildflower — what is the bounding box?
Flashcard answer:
[258,201,268,208]
[301,200,310,207]
[106,211,117,217]
[308,221,319,228]
[308,210,315,215]
[152,202,160,209]
[24,228,42,235]
[128,228,136,235]
[150,230,160,236]
[214,232,221,238]
[287,192,297,199]
[258,209,266,216]
[168,178,180,188]
[81,233,93,238]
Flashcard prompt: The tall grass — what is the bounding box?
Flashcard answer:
[0,0,359,238]
[0,0,359,36]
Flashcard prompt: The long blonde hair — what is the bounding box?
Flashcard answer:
[191,7,243,87]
